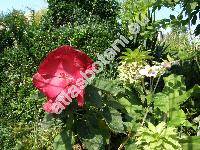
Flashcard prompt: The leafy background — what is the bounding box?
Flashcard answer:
[0,0,199,149]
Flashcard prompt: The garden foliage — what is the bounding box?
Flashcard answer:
[0,0,200,149]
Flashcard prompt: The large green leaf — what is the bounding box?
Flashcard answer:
[118,97,143,115]
[125,139,137,150]
[117,96,144,131]
[168,109,191,126]
[93,78,125,96]
[154,74,199,126]
[85,85,102,108]
[76,112,109,150]
[103,106,125,133]
[82,135,104,150]
[53,129,75,150]
[180,136,200,150]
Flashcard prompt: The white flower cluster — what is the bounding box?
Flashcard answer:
[118,61,145,84]
[0,25,5,30]
[139,60,173,78]
[118,60,172,84]
[139,65,164,77]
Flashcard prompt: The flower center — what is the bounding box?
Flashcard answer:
[60,73,75,85]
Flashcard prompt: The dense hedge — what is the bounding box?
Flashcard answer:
[0,1,120,148]
[0,0,199,149]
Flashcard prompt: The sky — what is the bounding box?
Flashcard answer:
[0,0,180,20]
[0,0,48,13]
[155,6,181,21]
[0,0,198,34]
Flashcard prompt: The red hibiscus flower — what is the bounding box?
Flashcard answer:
[33,45,94,114]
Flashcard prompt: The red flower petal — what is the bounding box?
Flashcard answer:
[33,72,69,99]
[33,45,94,113]
[77,90,84,107]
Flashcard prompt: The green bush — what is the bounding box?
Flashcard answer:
[0,0,120,148]
[0,0,200,149]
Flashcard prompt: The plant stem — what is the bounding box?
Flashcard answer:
[118,132,132,150]
[142,107,150,126]
[141,77,146,95]
[195,57,200,72]
[153,75,161,94]
[150,77,152,92]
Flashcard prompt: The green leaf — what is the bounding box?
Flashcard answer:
[177,14,183,20]
[136,122,181,149]
[180,136,200,150]
[168,109,187,126]
[82,135,104,150]
[125,139,137,150]
[118,97,143,115]
[168,109,193,127]
[190,2,198,10]
[170,15,176,20]
[53,129,75,150]
[93,78,125,96]
[192,15,197,25]
[103,106,125,133]
[146,93,153,105]
[194,24,200,36]
[121,48,153,63]
[154,74,199,126]
[85,85,102,108]
[117,96,143,132]
[148,122,157,133]
[76,113,107,150]
[156,122,166,133]
[147,26,154,30]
